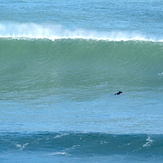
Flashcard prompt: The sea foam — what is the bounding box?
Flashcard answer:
[0,22,161,42]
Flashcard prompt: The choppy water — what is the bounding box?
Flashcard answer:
[0,0,163,162]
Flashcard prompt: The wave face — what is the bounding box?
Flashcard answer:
[1,37,163,136]
[0,38,163,93]
[1,37,162,136]
[1,132,163,157]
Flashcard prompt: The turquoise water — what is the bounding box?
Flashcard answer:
[0,0,163,162]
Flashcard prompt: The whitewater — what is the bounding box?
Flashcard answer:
[0,22,163,42]
[0,0,163,162]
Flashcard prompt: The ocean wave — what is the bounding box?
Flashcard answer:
[0,132,163,156]
[0,22,162,42]
[0,38,162,92]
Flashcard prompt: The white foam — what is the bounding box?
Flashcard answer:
[143,136,154,148]
[54,133,69,139]
[158,72,163,76]
[48,152,68,156]
[16,143,29,150]
[0,22,162,42]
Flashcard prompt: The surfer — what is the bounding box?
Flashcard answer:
[115,91,122,95]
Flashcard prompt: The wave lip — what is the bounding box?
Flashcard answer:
[0,22,161,42]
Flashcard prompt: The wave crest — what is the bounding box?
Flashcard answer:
[0,22,161,42]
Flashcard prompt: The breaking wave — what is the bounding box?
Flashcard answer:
[0,22,162,41]
[0,36,163,96]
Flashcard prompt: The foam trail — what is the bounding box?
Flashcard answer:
[0,22,161,41]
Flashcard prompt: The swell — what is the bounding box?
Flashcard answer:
[0,38,163,93]
[0,132,163,156]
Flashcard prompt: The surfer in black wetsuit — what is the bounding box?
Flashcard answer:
[115,91,122,95]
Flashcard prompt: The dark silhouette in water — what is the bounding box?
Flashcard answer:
[115,91,122,95]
